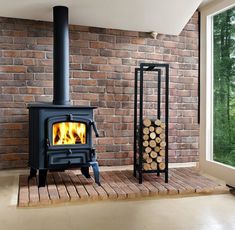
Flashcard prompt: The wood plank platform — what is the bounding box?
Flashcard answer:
[18,168,229,207]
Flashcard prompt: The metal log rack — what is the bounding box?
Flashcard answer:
[133,63,169,184]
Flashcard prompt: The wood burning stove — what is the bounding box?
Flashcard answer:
[28,6,100,187]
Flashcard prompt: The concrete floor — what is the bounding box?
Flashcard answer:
[1,169,235,230]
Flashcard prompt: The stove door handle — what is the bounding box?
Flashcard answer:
[91,122,100,137]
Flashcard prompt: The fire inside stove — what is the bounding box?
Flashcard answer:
[52,122,86,145]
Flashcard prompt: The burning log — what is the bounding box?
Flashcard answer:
[53,122,86,145]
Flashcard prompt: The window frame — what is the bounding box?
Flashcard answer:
[199,0,235,187]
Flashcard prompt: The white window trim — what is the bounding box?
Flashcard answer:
[200,0,235,187]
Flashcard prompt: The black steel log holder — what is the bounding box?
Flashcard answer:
[133,63,169,184]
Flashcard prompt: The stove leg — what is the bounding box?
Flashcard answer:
[81,166,91,178]
[38,169,47,187]
[91,162,101,186]
[28,167,37,180]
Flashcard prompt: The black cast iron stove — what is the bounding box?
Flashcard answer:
[28,6,100,187]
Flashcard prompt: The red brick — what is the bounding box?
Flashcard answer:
[0,65,26,73]
[19,87,44,94]
[80,48,98,56]
[109,171,136,198]
[18,169,229,207]
[46,174,60,204]
[90,41,106,49]
[99,174,117,199]
[28,177,39,206]
[99,34,115,43]
[68,172,89,201]
[123,171,149,197]
[78,175,99,201]
[101,171,126,200]
[131,38,146,45]
[18,175,29,207]
[37,37,53,45]
[0,13,199,168]
[108,58,122,65]
[60,172,79,201]
[91,57,107,64]
[82,64,98,71]
[80,32,98,41]
[52,172,70,202]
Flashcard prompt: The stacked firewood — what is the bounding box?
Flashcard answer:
[142,118,166,171]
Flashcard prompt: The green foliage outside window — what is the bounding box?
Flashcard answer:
[213,6,235,166]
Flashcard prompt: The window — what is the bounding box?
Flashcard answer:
[200,0,235,187]
[212,6,235,167]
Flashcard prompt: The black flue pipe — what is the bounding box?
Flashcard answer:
[53,6,70,105]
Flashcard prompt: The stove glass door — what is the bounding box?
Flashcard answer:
[52,122,86,145]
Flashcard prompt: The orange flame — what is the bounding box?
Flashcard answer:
[53,122,86,145]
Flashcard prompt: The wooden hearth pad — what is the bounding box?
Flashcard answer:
[18,167,229,207]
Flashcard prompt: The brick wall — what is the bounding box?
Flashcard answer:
[0,12,199,169]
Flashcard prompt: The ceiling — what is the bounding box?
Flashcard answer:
[0,0,212,35]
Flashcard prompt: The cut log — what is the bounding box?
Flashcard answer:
[143,163,151,171]
[143,141,149,147]
[149,132,156,140]
[146,157,153,164]
[155,127,163,134]
[150,151,157,158]
[160,123,166,129]
[154,146,160,152]
[159,149,165,156]
[143,118,151,127]
[149,140,157,148]
[154,119,161,126]
[143,134,149,141]
[159,162,166,170]
[150,161,157,170]
[155,137,161,143]
[156,156,163,163]
[145,146,152,154]
[143,127,149,135]
[149,126,155,132]
[160,141,166,147]
[143,153,149,160]
[160,133,165,139]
